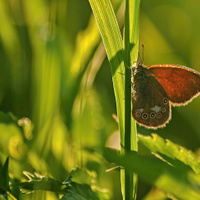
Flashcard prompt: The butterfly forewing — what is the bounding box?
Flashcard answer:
[148,64,200,105]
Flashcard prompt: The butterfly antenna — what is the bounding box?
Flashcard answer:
[137,44,144,64]
[137,51,141,63]
[141,44,144,64]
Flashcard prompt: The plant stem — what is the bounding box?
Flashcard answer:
[123,0,140,199]
[124,0,132,198]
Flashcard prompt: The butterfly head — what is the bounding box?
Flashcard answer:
[133,62,148,82]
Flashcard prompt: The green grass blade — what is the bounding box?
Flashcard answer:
[123,0,140,199]
[88,0,125,148]
[88,0,126,198]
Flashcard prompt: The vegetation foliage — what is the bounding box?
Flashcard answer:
[0,0,200,199]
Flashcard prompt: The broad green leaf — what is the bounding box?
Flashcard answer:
[21,172,65,192]
[61,182,110,200]
[138,134,200,174]
[21,168,110,200]
[65,168,93,185]
[62,168,110,200]
[60,182,99,200]
[104,148,200,200]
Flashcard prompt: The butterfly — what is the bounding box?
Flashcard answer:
[132,63,200,129]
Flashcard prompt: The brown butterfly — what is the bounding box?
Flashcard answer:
[132,63,200,129]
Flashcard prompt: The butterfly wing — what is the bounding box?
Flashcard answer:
[148,64,200,105]
[132,75,171,129]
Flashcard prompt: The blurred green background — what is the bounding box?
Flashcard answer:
[0,0,200,199]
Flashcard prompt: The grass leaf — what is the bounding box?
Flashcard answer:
[88,0,125,140]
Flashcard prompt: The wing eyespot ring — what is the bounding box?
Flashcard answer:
[150,112,156,119]
[163,98,168,105]
[142,113,148,119]
[157,113,162,118]
[135,110,141,118]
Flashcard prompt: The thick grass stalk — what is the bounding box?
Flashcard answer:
[123,0,140,199]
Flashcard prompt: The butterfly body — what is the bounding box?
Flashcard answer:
[132,63,200,129]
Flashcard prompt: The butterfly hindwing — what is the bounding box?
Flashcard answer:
[132,73,171,129]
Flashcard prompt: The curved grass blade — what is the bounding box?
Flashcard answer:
[88,0,125,140]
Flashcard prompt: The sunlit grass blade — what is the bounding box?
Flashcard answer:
[88,0,125,141]
[88,0,126,197]
[123,0,140,199]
